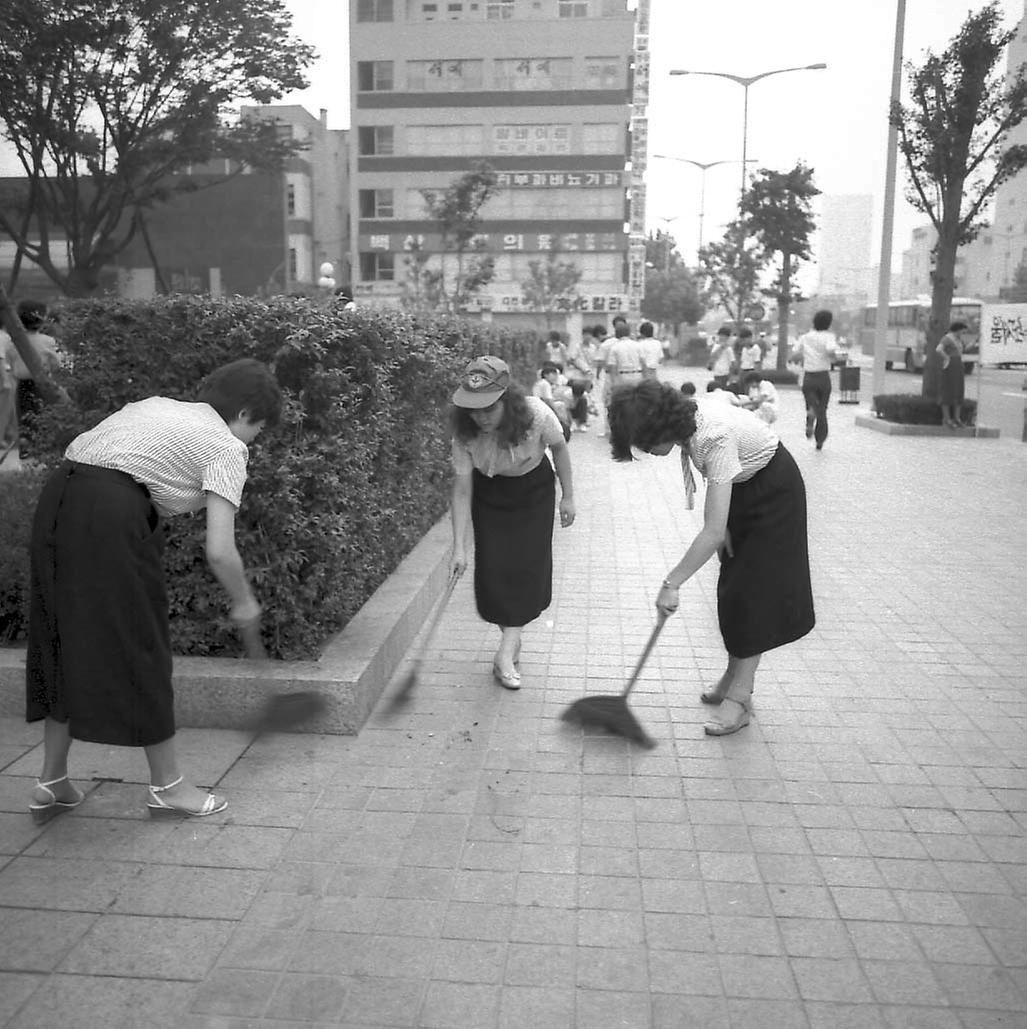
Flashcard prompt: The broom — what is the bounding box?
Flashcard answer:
[384,566,462,712]
[560,610,667,748]
[235,614,330,733]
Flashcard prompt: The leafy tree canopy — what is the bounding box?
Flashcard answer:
[0,0,314,295]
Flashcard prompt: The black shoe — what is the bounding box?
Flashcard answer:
[815,441,824,450]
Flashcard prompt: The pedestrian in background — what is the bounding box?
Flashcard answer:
[449,357,575,691]
[0,342,16,451]
[936,321,968,428]
[793,309,840,450]
[563,332,593,432]
[542,330,567,371]
[738,328,763,378]
[739,370,779,425]
[26,359,281,823]
[605,322,644,388]
[1,299,61,458]
[608,381,814,736]
[708,326,735,388]
[638,320,664,380]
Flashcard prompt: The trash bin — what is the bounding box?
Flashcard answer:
[838,364,860,404]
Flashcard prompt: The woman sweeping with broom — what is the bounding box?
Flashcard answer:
[450,356,575,690]
[607,380,814,735]
[25,359,281,821]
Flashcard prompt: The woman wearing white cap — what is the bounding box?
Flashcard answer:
[450,356,575,690]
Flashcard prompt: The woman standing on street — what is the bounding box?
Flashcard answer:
[936,321,967,428]
[608,380,815,735]
[26,358,281,822]
[450,356,575,690]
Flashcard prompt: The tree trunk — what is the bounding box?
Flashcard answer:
[776,250,793,371]
[922,232,958,399]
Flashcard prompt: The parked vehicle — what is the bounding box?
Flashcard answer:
[858,297,980,374]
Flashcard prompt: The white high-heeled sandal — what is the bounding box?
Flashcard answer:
[29,775,84,825]
[147,776,227,818]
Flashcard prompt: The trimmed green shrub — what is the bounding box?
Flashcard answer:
[7,295,539,659]
[872,393,977,425]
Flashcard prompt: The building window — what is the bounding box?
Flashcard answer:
[286,183,296,216]
[288,247,298,282]
[486,0,514,17]
[358,125,394,155]
[407,59,484,91]
[558,0,589,16]
[359,189,395,218]
[582,123,620,154]
[357,0,394,21]
[585,57,621,89]
[357,61,394,92]
[407,123,483,155]
[360,252,395,280]
[493,57,572,91]
[492,123,570,155]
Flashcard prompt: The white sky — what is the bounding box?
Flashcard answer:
[3,0,1023,281]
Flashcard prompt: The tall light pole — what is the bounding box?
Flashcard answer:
[872,0,906,398]
[653,155,751,259]
[669,64,827,197]
[653,214,680,272]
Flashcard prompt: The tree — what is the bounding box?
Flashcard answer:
[0,0,313,296]
[419,162,500,312]
[520,249,582,329]
[641,267,705,331]
[892,1,1027,395]
[698,221,768,332]
[741,163,819,370]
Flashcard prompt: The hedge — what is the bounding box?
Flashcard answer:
[872,393,978,425]
[3,295,540,660]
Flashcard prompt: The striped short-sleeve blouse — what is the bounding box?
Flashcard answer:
[683,399,778,498]
[64,397,249,517]
[451,395,564,478]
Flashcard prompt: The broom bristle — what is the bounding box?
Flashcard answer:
[561,695,656,748]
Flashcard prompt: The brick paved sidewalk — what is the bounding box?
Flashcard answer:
[1,367,1025,1028]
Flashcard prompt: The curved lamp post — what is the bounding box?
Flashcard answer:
[669,65,827,197]
[652,156,751,258]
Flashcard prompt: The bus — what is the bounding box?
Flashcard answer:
[858,297,980,374]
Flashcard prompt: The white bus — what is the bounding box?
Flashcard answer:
[858,297,980,374]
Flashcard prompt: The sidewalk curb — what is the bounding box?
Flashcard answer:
[0,516,451,735]
[855,412,1001,437]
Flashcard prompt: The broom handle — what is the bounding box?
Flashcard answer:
[622,610,669,698]
[412,567,462,663]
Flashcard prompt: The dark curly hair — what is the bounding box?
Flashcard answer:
[450,382,534,447]
[607,380,697,462]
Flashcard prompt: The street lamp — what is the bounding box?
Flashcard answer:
[652,155,752,257]
[652,214,680,272]
[669,64,827,197]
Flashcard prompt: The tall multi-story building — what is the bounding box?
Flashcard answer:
[349,0,640,326]
[816,194,874,303]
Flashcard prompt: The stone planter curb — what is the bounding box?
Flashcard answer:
[855,412,1000,438]
[0,516,452,735]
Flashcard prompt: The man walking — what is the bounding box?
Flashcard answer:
[794,309,840,450]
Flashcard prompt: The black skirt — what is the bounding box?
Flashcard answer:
[472,457,555,627]
[25,461,175,746]
[717,443,815,658]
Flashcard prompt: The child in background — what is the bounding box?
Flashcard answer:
[739,370,779,425]
[532,362,572,441]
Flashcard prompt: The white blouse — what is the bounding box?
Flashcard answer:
[680,399,778,508]
[451,395,564,478]
[65,397,249,517]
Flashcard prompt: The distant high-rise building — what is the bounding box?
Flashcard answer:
[348,0,641,326]
[816,195,873,299]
